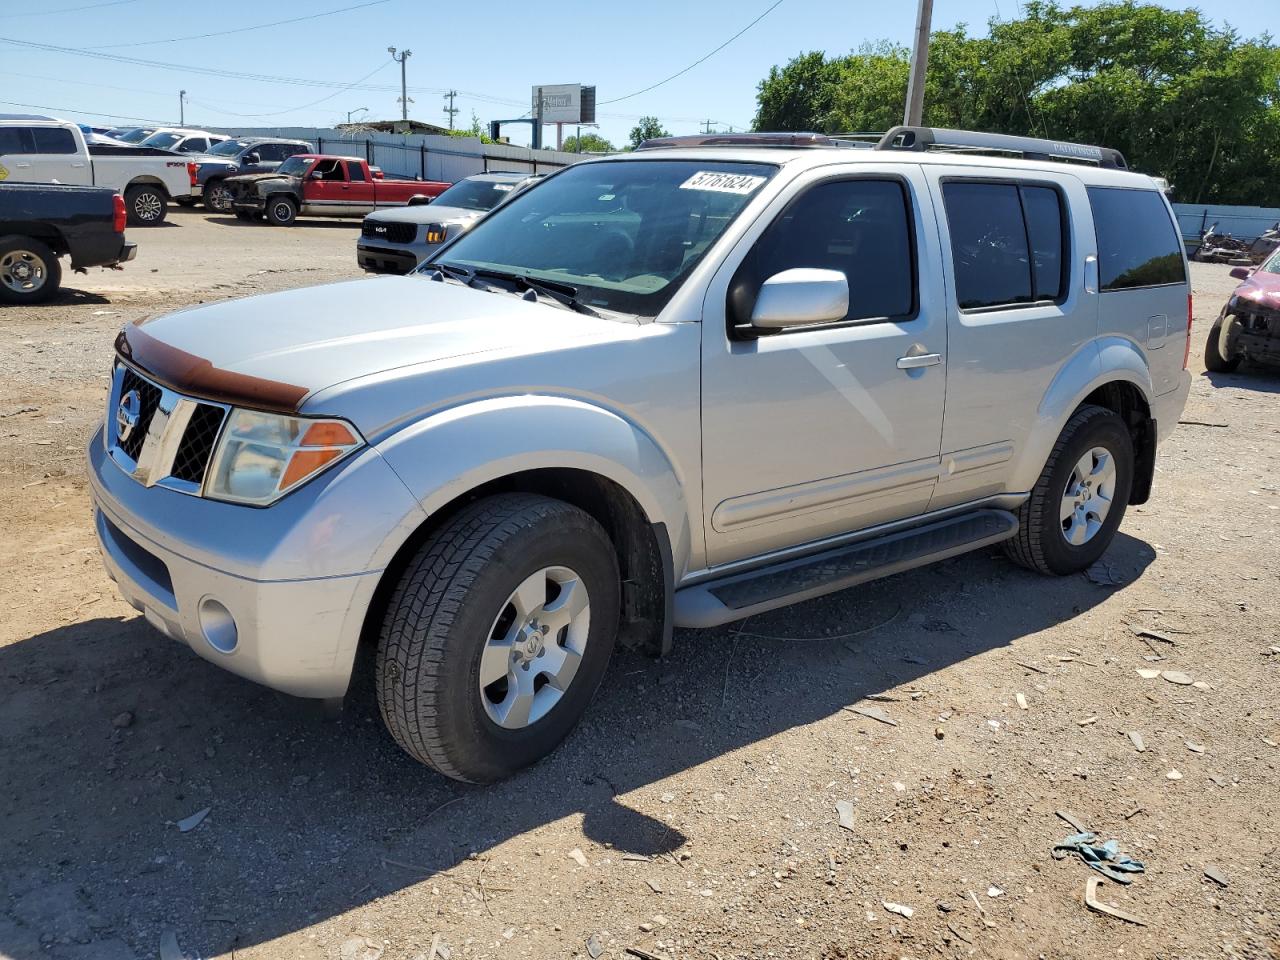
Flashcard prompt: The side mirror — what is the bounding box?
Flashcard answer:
[1229,266,1251,281]
[244,153,260,164]
[750,268,849,330]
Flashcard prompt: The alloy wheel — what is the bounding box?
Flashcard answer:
[1060,446,1117,546]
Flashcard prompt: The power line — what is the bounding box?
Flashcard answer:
[0,98,171,125]
[88,0,390,49]
[600,0,786,105]
[7,0,135,18]
[189,62,394,118]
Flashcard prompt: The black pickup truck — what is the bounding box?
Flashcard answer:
[0,182,137,305]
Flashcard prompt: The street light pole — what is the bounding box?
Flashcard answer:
[388,47,413,121]
[347,107,368,124]
[179,89,186,126]
[903,0,934,126]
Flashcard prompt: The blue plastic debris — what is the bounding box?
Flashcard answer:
[1052,832,1146,885]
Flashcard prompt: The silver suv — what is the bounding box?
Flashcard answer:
[357,171,538,274]
[89,128,1192,783]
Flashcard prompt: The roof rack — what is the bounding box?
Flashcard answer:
[636,132,856,151]
[875,126,1127,170]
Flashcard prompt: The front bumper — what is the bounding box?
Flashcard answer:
[357,243,419,274]
[230,195,267,213]
[87,425,424,699]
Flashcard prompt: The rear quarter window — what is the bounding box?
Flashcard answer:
[1088,186,1186,290]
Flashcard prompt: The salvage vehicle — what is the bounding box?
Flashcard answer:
[226,154,449,225]
[357,171,538,273]
[1205,251,1280,372]
[192,137,313,213]
[0,182,135,304]
[89,128,1191,783]
[106,127,157,145]
[0,115,196,225]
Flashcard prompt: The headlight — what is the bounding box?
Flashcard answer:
[424,223,447,244]
[205,409,363,506]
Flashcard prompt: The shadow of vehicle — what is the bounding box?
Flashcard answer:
[3,288,114,307]
[0,534,1156,958]
[203,216,362,231]
[1204,367,1280,394]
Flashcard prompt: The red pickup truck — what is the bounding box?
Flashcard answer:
[224,154,449,225]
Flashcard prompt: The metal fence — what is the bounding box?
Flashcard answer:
[206,126,584,183]
[1172,202,1280,247]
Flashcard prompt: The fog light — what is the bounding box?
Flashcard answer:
[199,597,238,653]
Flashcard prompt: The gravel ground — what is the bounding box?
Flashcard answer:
[1,214,1278,960]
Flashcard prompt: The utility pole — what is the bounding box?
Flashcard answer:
[443,90,458,130]
[347,107,368,124]
[903,0,934,126]
[388,47,413,121]
[701,119,716,134]
[179,89,186,126]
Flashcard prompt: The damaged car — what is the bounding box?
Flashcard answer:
[1206,251,1280,372]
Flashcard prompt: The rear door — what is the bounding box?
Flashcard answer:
[922,166,1095,509]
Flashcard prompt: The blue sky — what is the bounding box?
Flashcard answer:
[2,0,1277,147]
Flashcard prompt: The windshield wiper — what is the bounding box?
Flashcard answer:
[428,261,475,285]
[469,267,603,318]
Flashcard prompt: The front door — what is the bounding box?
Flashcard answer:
[343,160,377,214]
[700,166,948,568]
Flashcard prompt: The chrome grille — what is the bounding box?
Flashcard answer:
[362,220,416,243]
[105,363,228,495]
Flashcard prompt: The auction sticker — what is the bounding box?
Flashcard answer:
[0,164,8,182]
[679,171,766,195]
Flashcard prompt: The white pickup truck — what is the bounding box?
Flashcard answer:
[0,114,196,225]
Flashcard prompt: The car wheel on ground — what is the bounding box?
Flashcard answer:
[1005,404,1134,576]
[266,195,297,226]
[1204,316,1242,373]
[124,184,167,226]
[375,493,620,783]
[204,180,233,214]
[0,237,62,305]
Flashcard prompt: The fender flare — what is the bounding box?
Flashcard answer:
[124,176,171,200]
[1008,338,1155,493]
[371,394,692,578]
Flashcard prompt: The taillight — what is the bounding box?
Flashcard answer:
[113,193,126,234]
[1183,292,1193,370]
[187,161,198,186]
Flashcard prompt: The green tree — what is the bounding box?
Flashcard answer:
[562,132,616,153]
[753,50,844,131]
[628,116,671,148]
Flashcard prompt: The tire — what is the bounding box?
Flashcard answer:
[1204,315,1242,373]
[204,179,233,214]
[124,184,167,226]
[376,494,620,783]
[0,237,62,305]
[266,195,298,226]
[1004,404,1134,576]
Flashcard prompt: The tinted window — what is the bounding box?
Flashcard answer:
[177,138,208,153]
[943,182,1032,309]
[1022,186,1065,301]
[346,161,366,182]
[733,178,915,326]
[0,127,34,154]
[31,128,77,155]
[1088,187,1185,290]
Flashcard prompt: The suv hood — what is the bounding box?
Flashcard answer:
[365,204,484,226]
[119,276,634,412]
[1233,268,1280,306]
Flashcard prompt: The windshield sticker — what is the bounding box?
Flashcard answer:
[679,171,767,195]
[493,184,514,192]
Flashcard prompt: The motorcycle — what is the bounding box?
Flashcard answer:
[1193,223,1251,263]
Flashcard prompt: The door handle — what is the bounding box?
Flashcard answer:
[896,353,943,370]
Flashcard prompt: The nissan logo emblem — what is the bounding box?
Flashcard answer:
[116,389,142,442]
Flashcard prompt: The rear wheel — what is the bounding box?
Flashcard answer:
[376,494,620,783]
[1005,405,1134,576]
[1204,315,1242,373]
[124,184,167,226]
[266,195,297,226]
[0,238,61,305]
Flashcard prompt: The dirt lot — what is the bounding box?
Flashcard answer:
[1,208,1278,960]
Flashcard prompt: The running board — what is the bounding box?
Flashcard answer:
[674,509,1019,629]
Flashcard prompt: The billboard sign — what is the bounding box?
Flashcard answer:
[532,84,596,124]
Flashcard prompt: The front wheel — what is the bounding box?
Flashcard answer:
[204,179,233,214]
[376,494,620,783]
[1005,405,1134,576]
[124,184,167,225]
[266,195,298,226]
[0,238,62,305]
[1204,315,1242,373]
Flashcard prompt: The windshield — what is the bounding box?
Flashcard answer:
[141,132,182,150]
[430,178,523,212]
[431,159,776,315]
[209,139,250,156]
[118,128,154,143]
[276,156,312,177]
[1261,250,1280,276]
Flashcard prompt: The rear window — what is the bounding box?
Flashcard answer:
[1088,187,1186,290]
